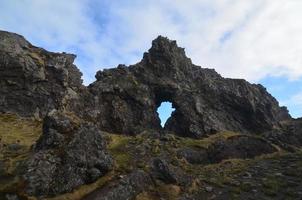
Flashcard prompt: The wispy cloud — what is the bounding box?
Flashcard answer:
[1,0,301,84]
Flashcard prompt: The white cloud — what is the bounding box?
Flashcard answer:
[0,0,302,85]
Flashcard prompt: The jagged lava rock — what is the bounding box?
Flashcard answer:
[89,36,291,137]
[24,110,113,197]
[0,30,292,138]
[0,30,92,119]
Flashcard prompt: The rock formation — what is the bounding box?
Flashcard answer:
[89,36,291,138]
[0,30,291,138]
[0,30,93,120]
[25,110,113,196]
[0,30,301,200]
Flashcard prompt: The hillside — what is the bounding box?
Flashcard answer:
[0,30,302,200]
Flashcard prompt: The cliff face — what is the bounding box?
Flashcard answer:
[0,31,87,118]
[1,30,302,200]
[0,31,291,138]
[90,36,291,137]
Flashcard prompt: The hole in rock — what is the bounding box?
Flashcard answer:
[157,101,175,127]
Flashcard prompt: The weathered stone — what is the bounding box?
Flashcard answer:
[89,36,291,138]
[0,31,292,138]
[1,30,302,199]
[83,170,152,200]
[208,135,277,163]
[264,118,302,151]
[151,157,178,184]
[24,111,113,197]
[0,30,91,119]
[177,147,209,165]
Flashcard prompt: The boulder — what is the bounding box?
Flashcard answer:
[24,111,113,197]
[208,135,277,163]
[83,170,151,200]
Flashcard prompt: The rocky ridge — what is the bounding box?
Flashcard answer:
[0,30,301,200]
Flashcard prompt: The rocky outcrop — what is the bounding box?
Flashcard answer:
[207,135,277,163]
[24,110,113,197]
[89,36,291,137]
[177,135,277,165]
[0,30,93,119]
[264,118,302,151]
[1,30,301,200]
[0,30,292,138]
[83,170,152,200]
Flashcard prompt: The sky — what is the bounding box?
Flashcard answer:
[0,0,301,121]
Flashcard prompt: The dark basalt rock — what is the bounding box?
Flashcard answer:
[24,110,113,197]
[89,36,291,138]
[0,30,93,119]
[151,158,178,184]
[177,135,277,165]
[264,118,302,151]
[83,170,152,200]
[0,30,291,138]
[207,135,277,163]
[1,30,302,200]
[177,147,209,165]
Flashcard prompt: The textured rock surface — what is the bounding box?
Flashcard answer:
[83,170,152,200]
[1,30,302,200]
[264,118,302,151]
[90,36,291,138]
[207,135,277,163]
[0,30,93,119]
[177,135,277,165]
[24,110,113,196]
[0,30,291,138]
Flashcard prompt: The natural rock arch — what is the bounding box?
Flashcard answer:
[89,36,290,138]
[0,31,291,138]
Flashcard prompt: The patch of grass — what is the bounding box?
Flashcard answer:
[196,158,251,187]
[106,133,133,173]
[0,113,42,194]
[156,184,181,200]
[135,192,157,200]
[180,131,241,149]
[27,51,45,66]
[262,176,285,196]
[0,113,42,149]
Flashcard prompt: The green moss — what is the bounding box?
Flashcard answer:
[27,51,45,66]
[262,176,285,196]
[179,131,241,149]
[0,114,42,195]
[106,134,133,173]
[193,158,250,187]
[0,113,42,149]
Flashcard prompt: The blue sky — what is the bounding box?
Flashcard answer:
[0,0,301,120]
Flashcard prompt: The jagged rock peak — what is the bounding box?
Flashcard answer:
[0,30,30,52]
[142,35,192,69]
[0,30,84,118]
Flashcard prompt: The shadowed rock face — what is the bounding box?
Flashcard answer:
[89,36,291,137]
[0,30,93,119]
[0,30,291,138]
[1,30,302,200]
[24,110,113,197]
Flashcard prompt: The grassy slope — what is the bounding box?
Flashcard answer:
[0,114,42,198]
[1,114,301,199]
